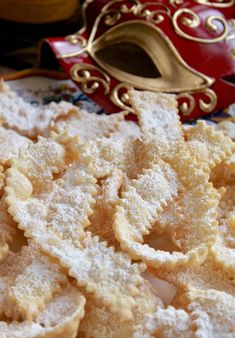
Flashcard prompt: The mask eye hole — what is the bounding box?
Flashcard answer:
[222,74,235,85]
[95,42,161,78]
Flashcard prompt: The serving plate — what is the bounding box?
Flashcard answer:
[1,68,106,115]
[0,67,234,337]
[1,68,234,125]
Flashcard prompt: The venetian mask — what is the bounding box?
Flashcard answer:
[40,0,235,120]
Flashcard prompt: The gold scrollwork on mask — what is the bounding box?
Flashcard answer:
[74,0,96,38]
[199,88,217,113]
[193,0,235,8]
[177,93,195,116]
[231,47,235,60]
[89,20,214,93]
[58,34,88,59]
[110,83,134,112]
[62,0,224,117]
[78,0,232,47]
[65,34,87,47]
[102,0,138,12]
[177,88,217,116]
[119,0,141,14]
[103,10,122,26]
[169,0,184,7]
[101,0,138,26]
[102,0,170,26]
[134,2,171,24]
[88,1,170,50]
[172,9,229,43]
[70,63,110,95]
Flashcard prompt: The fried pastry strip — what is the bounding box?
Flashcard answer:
[185,120,235,170]
[6,134,145,320]
[0,285,85,338]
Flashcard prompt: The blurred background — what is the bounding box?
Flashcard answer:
[0,0,84,71]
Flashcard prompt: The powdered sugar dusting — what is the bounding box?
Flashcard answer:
[80,137,150,179]
[185,120,235,169]
[215,120,235,141]
[3,86,235,336]
[36,285,85,327]
[0,86,77,138]
[53,109,125,140]
[6,135,146,319]
[49,233,145,320]
[129,90,183,156]
[110,119,141,140]
[87,169,123,247]
[133,306,193,338]
[114,161,178,243]
[186,289,235,337]
[0,285,85,338]
[5,244,68,320]
[78,280,163,338]
[0,127,31,166]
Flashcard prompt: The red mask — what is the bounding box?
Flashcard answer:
[40,0,235,121]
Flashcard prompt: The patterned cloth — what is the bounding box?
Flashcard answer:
[0,65,234,123]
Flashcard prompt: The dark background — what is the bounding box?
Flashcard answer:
[0,1,84,70]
